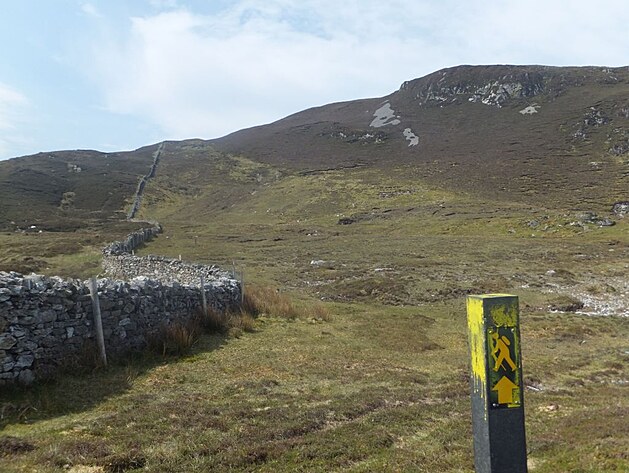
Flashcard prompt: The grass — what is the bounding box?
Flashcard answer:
[0,220,149,279]
[1,301,627,472]
[1,150,628,471]
[149,304,263,357]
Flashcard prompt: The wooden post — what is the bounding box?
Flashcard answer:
[467,294,527,472]
[89,277,107,366]
[200,275,207,314]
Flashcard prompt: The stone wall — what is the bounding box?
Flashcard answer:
[0,271,239,386]
[102,254,232,287]
[0,220,241,386]
[102,223,162,256]
[127,143,163,220]
[101,219,235,288]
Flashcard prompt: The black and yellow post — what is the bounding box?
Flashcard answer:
[466,294,527,473]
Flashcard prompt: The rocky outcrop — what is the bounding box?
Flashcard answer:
[400,66,546,107]
[399,65,629,108]
[612,201,629,217]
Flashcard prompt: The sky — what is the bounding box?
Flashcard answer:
[1,0,628,160]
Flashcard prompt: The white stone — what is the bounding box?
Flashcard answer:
[370,102,401,128]
[403,128,419,147]
[519,105,540,115]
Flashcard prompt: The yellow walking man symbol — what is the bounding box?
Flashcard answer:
[490,332,516,372]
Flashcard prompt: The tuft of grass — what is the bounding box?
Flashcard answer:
[194,306,229,333]
[241,285,299,319]
[309,302,332,322]
[0,435,36,457]
[228,311,256,333]
[148,307,261,357]
[241,285,331,321]
[148,320,201,357]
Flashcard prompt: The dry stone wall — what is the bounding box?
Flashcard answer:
[102,254,231,287]
[1,222,241,386]
[127,143,163,219]
[103,223,162,256]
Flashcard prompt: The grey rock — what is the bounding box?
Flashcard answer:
[11,328,26,338]
[40,310,57,323]
[612,201,629,216]
[15,354,35,368]
[595,218,615,227]
[18,369,35,385]
[0,335,17,349]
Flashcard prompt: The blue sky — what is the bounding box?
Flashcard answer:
[1,0,628,160]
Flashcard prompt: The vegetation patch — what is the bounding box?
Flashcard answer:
[0,132,628,470]
[0,436,35,457]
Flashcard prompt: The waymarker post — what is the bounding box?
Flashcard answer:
[466,294,527,473]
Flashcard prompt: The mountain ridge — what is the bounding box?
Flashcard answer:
[1,64,628,232]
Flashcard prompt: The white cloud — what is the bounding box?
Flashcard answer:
[0,84,27,129]
[85,0,629,141]
[80,2,102,18]
[149,0,179,9]
[0,83,30,158]
[87,3,442,140]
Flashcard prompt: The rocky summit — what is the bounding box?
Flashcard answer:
[210,65,628,210]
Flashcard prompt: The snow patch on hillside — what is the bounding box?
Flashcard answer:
[371,101,401,128]
[403,128,419,147]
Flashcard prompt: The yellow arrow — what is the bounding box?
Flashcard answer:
[492,376,518,404]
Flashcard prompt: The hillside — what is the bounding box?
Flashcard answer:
[1,65,627,231]
[0,145,160,231]
[1,65,628,472]
[213,65,629,209]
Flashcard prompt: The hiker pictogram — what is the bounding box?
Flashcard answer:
[490,332,516,372]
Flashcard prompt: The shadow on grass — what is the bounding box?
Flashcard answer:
[0,332,229,430]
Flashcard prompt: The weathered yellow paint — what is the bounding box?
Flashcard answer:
[468,295,521,411]
[469,294,518,327]
[489,301,518,327]
[466,296,487,402]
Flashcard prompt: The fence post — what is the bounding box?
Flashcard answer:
[466,294,527,472]
[89,277,107,367]
[200,275,207,314]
